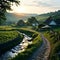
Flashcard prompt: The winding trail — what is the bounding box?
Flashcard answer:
[28,33,50,60]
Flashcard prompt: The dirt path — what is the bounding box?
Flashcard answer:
[28,33,50,60]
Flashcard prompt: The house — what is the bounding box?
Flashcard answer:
[44,16,60,26]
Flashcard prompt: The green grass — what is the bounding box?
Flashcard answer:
[50,41,60,60]
[0,31,19,44]
[43,31,60,60]
[0,26,42,60]
[0,26,24,55]
[54,27,60,31]
[0,26,13,30]
[36,15,49,23]
[18,28,38,37]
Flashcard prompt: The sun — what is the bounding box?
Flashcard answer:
[18,7,26,13]
[13,7,26,13]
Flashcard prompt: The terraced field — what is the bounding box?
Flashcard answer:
[0,31,19,44]
[0,26,24,56]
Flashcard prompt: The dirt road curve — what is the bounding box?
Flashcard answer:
[28,33,50,60]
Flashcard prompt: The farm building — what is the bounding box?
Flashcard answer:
[44,16,60,26]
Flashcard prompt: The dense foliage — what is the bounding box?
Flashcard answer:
[17,20,26,26]
[27,17,38,26]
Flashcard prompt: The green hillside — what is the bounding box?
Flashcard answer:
[36,15,49,22]
[5,10,60,25]
[35,10,60,22]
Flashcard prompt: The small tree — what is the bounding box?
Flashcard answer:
[17,20,26,26]
[27,17,38,26]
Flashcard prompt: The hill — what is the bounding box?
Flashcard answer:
[35,10,60,22]
[5,10,60,25]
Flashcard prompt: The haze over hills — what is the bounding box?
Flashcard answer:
[5,12,38,23]
[5,10,60,25]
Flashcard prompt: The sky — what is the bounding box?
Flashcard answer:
[10,0,60,14]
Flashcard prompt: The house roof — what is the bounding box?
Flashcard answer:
[42,25,51,28]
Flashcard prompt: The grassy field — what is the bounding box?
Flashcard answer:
[0,26,13,30]
[35,15,49,23]
[11,28,42,60]
[0,31,19,44]
[43,28,60,60]
[0,26,24,55]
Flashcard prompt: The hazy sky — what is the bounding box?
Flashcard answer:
[10,0,60,14]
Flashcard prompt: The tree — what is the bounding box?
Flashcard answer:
[27,18,32,26]
[27,17,39,26]
[0,0,20,25]
[17,20,26,26]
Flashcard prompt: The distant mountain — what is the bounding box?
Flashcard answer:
[39,10,60,17]
[5,13,37,23]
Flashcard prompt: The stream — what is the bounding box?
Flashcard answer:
[0,33,32,60]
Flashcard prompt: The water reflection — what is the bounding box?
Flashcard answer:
[0,33,32,60]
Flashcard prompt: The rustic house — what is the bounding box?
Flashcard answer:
[44,16,60,26]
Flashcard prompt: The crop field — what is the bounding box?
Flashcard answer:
[0,31,19,44]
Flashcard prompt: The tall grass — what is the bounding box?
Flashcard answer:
[44,31,60,60]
